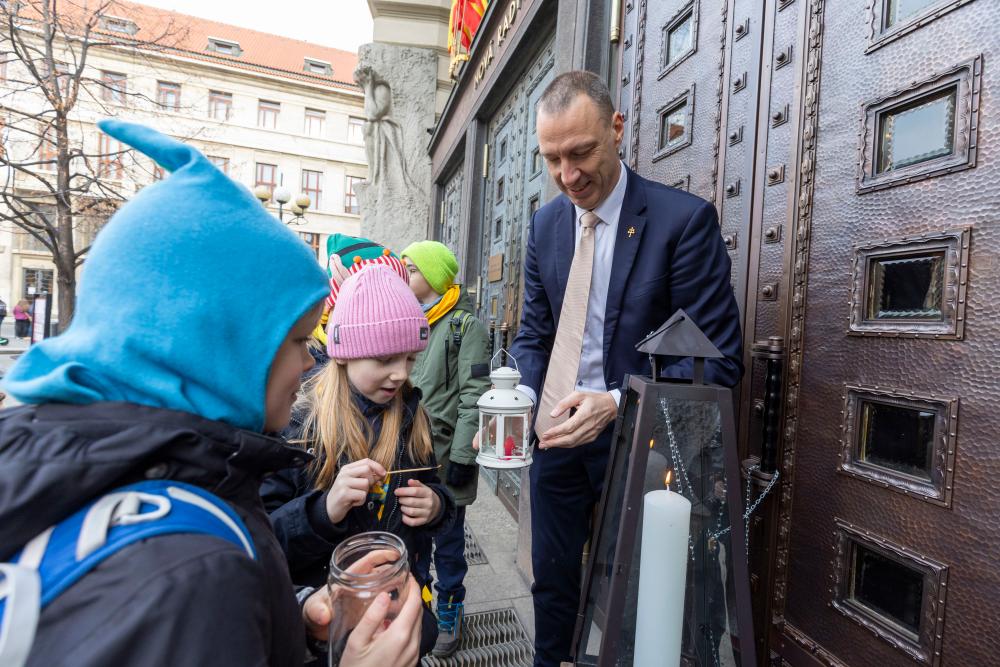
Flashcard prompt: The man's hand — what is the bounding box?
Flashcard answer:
[538,391,617,450]
[326,459,387,524]
[394,479,441,526]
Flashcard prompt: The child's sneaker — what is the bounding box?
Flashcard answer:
[432,597,464,657]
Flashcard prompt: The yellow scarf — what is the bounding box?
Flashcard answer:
[424,285,461,326]
[312,305,331,346]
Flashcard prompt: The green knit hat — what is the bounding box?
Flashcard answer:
[401,241,459,294]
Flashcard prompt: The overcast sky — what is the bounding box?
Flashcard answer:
[136,0,374,52]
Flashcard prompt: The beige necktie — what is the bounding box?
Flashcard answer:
[535,211,600,437]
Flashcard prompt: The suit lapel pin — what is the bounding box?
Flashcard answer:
[627,226,636,238]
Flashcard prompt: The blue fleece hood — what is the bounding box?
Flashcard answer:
[3,120,329,431]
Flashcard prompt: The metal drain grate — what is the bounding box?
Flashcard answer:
[421,607,533,667]
[464,522,488,566]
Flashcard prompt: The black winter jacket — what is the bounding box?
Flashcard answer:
[261,387,457,589]
[0,402,311,667]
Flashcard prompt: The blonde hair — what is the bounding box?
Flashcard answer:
[295,361,432,491]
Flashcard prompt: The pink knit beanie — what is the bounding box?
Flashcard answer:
[326,264,429,360]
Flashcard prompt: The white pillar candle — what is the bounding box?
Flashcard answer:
[633,487,692,667]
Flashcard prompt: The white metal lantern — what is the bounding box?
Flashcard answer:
[476,350,534,469]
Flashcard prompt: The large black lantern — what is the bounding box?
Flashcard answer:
[570,309,756,667]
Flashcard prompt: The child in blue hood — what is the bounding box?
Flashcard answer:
[0,121,422,667]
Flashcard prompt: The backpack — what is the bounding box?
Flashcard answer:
[0,480,256,667]
[0,300,7,319]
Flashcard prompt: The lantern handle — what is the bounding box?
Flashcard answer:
[490,348,519,373]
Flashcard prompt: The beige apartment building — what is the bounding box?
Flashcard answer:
[0,0,367,317]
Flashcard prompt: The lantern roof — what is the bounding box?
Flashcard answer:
[635,308,724,359]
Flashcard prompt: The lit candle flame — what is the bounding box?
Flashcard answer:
[664,469,673,487]
[649,438,655,449]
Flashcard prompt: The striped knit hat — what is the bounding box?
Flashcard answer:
[324,234,408,310]
[327,265,429,360]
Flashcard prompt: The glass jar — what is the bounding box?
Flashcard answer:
[326,531,410,667]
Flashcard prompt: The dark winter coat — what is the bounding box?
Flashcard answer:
[0,402,311,667]
[409,289,491,506]
[261,386,457,589]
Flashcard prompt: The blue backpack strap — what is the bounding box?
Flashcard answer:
[0,480,255,667]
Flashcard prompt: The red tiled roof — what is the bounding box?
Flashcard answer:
[26,0,361,91]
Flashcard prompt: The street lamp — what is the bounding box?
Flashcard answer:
[253,180,311,225]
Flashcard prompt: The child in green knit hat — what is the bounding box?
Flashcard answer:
[400,241,491,658]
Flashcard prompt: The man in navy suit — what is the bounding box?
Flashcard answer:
[507,71,743,665]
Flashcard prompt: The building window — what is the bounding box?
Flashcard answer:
[344,175,363,214]
[98,133,124,179]
[39,126,57,168]
[157,81,181,111]
[258,100,280,129]
[100,70,127,104]
[303,58,332,76]
[301,169,323,209]
[208,90,233,121]
[207,37,242,57]
[858,57,978,193]
[653,87,695,161]
[849,228,970,339]
[23,268,54,298]
[208,156,230,175]
[347,117,365,145]
[659,2,698,77]
[885,0,938,28]
[840,386,958,506]
[99,15,138,35]
[876,87,956,175]
[299,232,321,259]
[832,521,947,665]
[304,108,325,137]
[46,61,71,97]
[255,163,278,197]
[495,176,504,204]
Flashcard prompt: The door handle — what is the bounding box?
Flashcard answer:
[751,337,784,474]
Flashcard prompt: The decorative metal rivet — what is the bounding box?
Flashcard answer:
[724,233,737,250]
[767,164,786,185]
[622,73,630,86]
[725,180,741,197]
[775,45,793,69]
[761,284,777,300]
[734,18,750,41]
[776,52,786,63]
[771,104,789,127]
[735,23,745,35]
[624,35,633,49]
[729,126,743,145]
[764,226,782,243]
[733,72,747,93]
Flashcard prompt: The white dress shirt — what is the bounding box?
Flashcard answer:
[521,161,628,406]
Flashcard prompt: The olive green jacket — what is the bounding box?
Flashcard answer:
[410,288,491,506]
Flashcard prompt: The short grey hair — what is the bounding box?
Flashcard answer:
[538,70,615,122]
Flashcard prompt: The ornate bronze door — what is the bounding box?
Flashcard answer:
[772,1,999,665]
[620,0,999,664]
[478,38,556,517]
[438,164,465,262]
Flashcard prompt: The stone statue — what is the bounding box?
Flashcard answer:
[354,63,418,192]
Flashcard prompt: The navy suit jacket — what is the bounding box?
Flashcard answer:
[509,167,743,405]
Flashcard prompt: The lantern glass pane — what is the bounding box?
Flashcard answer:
[577,387,748,666]
[481,416,499,456]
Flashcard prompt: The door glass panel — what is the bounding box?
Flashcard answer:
[659,101,688,150]
[877,87,956,173]
[858,400,935,479]
[885,0,937,28]
[866,252,944,320]
[850,543,924,636]
[666,11,693,66]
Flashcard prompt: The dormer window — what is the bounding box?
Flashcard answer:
[303,58,332,76]
[207,37,242,57]
[99,15,138,36]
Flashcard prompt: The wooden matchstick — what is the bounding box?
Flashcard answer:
[386,464,442,475]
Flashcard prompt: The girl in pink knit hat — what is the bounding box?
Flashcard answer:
[262,265,456,658]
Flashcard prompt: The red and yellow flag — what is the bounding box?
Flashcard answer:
[449,0,489,73]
